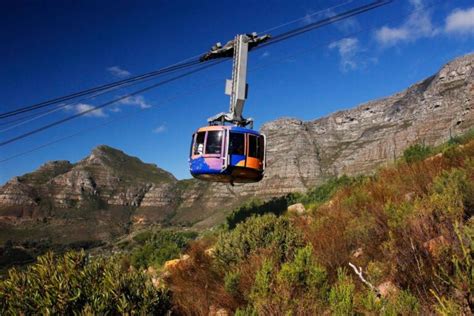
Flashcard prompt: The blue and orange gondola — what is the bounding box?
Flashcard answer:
[188,33,269,184]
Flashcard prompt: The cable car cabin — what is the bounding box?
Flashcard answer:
[189,126,265,183]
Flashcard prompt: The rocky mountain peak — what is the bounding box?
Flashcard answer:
[85,145,124,164]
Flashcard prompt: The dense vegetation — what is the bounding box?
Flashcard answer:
[2,135,474,314]
[166,136,474,314]
[0,251,170,314]
[129,229,197,268]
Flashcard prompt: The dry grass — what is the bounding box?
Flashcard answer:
[165,139,474,314]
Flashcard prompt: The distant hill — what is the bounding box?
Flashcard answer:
[0,53,473,254]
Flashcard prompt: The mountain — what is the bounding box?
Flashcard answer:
[242,53,474,195]
[0,53,473,246]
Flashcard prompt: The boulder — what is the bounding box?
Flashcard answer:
[209,305,230,316]
[423,235,448,257]
[352,247,364,258]
[164,254,190,270]
[377,281,398,298]
[288,203,306,216]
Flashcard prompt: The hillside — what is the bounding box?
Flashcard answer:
[0,53,473,260]
[0,146,179,267]
[2,132,474,314]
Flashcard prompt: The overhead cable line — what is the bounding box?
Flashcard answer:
[0,59,202,119]
[1,0,388,121]
[258,0,392,49]
[0,65,204,132]
[1,0,392,147]
[257,0,355,34]
[0,60,225,147]
[3,0,438,163]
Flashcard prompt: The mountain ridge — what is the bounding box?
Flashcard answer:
[0,52,473,243]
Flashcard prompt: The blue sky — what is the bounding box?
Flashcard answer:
[1,0,473,183]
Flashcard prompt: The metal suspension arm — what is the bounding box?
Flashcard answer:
[203,33,270,127]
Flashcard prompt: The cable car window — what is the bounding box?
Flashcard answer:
[258,135,265,160]
[193,132,205,155]
[205,131,223,154]
[248,134,258,158]
[229,132,245,155]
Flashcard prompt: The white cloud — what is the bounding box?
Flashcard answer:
[75,103,106,117]
[329,37,360,71]
[152,125,167,134]
[261,51,270,58]
[118,95,151,109]
[375,0,438,46]
[445,7,474,34]
[107,66,131,78]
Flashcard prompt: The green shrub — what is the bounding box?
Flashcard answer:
[224,271,241,295]
[277,246,327,298]
[226,196,290,229]
[390,290,420,315]
[329,268,355,316]
[366,261,386,286]
[448,128,474,145]
[430,169,469,219]
[250,259,274,302]
[301,175,354,205]
[130,230,197,268]
[403,144,432,163]
[384,202,415,230]
[0,251,170,314]
[132,230,153,244]
[360,289,419,315]
[214,214,303,266]
[359,290,385,314]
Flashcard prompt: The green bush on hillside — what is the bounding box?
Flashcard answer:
[403,143,432,163]
[250,258,275,304]
[226,196,290,229]
[277,246,328,299]
[300,175,355,206]
[448,128,474,145]
[225,176,355,230]
[328,269,355,316]
[215,214,303,266]
[130,230,197,268]
[430,169,471,219]
[0,251,170,315]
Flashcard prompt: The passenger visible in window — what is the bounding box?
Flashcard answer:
[194,132,205,155]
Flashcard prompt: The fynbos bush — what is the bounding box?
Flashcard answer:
[403,143,432,163]
[130,229,197,268]
[0,251,170,315]
[214,214,303,266]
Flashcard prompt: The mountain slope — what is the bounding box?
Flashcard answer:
[0,53,473,237]
[0,146,178,256]
[238,53,474,196]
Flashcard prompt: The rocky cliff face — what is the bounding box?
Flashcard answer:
[233,53,474,199]
[1,53,473,238]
